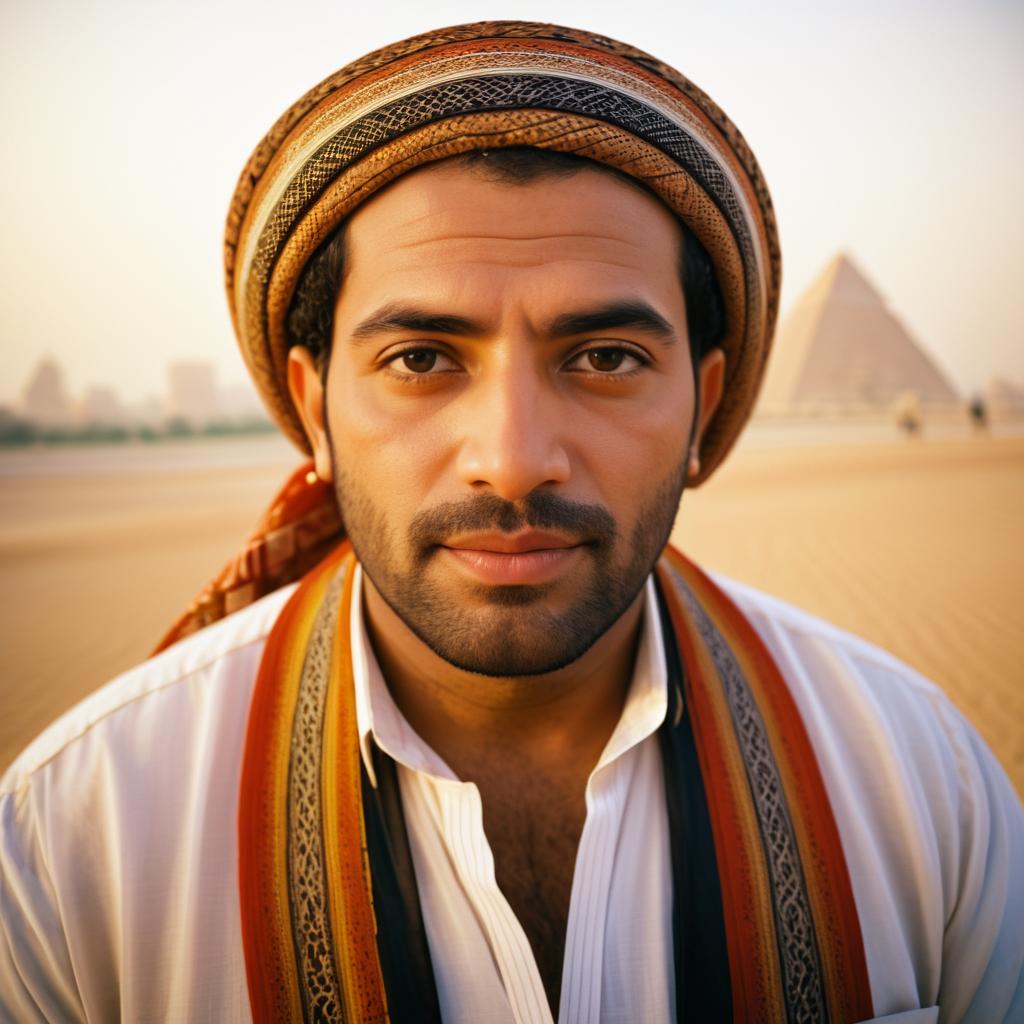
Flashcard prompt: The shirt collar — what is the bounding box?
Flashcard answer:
[593,575,669,774]
[351,564,669,788]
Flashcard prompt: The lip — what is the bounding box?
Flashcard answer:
[440,531,586,585]
[443,529,582,554]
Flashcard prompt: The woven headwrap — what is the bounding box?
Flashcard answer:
[225,20,780,486]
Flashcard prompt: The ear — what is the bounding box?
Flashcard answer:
[687,347,726,479]
[287,347,334,482]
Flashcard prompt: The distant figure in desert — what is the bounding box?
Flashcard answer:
[969,395,990,433]
[895,391,923,437]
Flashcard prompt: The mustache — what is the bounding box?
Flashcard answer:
[408,492,617,554]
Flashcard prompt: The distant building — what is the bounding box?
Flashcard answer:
[758,253,959,414]
[167,361,219,426]
[20,357,74,426]
[79,386,125,425]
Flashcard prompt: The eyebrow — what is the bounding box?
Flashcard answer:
[546,301,676,343]
[348,303,478,344]
[346,299,678,346]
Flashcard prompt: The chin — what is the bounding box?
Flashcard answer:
[414,622,603,678]
[384,576,640,678]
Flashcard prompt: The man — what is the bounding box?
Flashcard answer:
[1,21,1021,1024]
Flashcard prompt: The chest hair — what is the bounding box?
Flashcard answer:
[477,768,587,1015]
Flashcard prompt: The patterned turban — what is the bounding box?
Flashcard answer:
[225,20,781,486]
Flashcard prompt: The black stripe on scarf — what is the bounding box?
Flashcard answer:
[362,749,443,1023]
[656,573,733,1022]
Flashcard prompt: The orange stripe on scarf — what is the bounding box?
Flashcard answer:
[237,542,390,1023]
[322,555,390,1022]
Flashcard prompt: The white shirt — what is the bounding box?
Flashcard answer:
[1,572,1022,1023]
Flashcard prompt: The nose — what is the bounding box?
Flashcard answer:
[454,359,571,501]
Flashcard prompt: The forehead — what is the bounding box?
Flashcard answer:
[339,160,685,301]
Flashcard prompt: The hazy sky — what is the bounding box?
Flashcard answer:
[1,0,1021,407]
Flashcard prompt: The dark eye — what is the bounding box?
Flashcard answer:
[400,349,437,373]
[564,345,646,375]
[587,348,626,372]
[385,347,459,379]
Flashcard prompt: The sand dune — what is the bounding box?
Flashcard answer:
[1,435,1021,795]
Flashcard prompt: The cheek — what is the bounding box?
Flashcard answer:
[570,375,695,497]
[326,368,457,509]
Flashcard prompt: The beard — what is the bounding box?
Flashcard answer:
[330,455,686,678]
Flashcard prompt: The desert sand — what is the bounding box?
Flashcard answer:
[1,433,1021,794]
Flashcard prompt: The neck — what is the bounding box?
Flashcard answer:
[361,574,646,782]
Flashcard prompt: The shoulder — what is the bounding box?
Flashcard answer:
[714,572,939,691]
[1,584,297,798]
[713,572,958,742]
[710,571,1004,809]
[712,573,1024,1020]
[0,588,295,1021]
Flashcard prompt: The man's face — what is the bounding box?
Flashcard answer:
[293,160,719,677]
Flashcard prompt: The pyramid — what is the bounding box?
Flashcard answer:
[758,253,959,412]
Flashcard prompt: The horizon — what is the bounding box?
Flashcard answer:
[1,0,1021,405]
